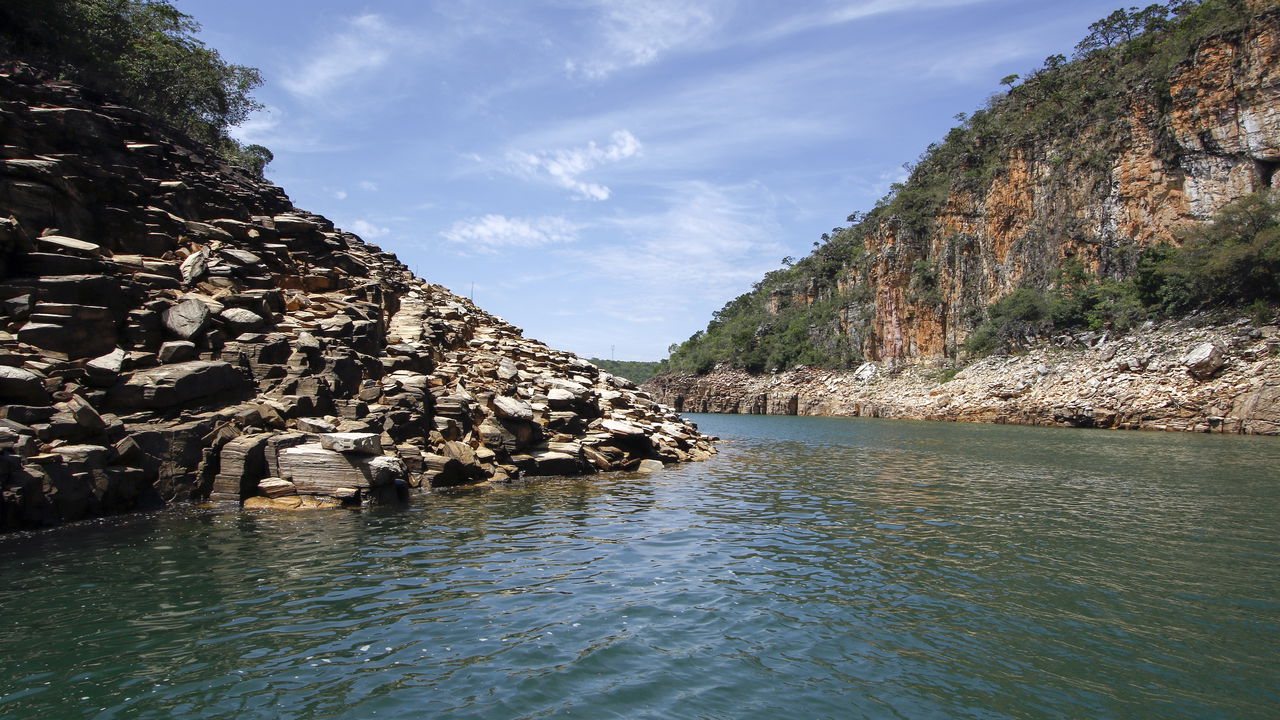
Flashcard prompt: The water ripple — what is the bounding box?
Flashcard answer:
[0,415,1277,719]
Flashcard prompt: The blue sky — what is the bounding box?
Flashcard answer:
[178,0,1125,361]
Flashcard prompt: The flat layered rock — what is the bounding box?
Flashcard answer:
[110,361,248,409]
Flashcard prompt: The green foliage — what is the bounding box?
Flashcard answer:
[966,190,1279,356]
[1136,189,1280,311]
[586,359,664,385]
[0,0,267,169]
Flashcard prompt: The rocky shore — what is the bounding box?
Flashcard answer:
[0,63,714,531]
[646,317,1280,435]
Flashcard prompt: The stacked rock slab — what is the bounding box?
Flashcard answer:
[0,63,715,531]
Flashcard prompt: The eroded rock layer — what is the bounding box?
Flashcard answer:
[647,318,1280,435]
[0,64,714,531]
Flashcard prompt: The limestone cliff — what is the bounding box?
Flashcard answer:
[0,63,714,531]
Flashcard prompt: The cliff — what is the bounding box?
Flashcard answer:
[0,63,714,531]
[665,2,1279,373]
[651,2,1280,432]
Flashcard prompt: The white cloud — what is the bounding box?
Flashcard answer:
[441,215,580,254]
[347,219,390,239]
[332,189,348,200]
[754,0,996,42]
[505,130,642,201]
[570,0,723,80]
[283,14,401,100]
[359,180,379,192]
[568,181,785,323]
[925,38,1030,81]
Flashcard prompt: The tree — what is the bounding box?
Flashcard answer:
[999,73,1020,90]
[0,0,266,160]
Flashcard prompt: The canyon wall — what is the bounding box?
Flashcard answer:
[862,7,1279,362]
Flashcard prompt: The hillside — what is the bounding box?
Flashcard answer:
[663,0,1278,374]
[0,63,713,531]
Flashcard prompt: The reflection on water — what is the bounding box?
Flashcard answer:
[0,414,1277,719]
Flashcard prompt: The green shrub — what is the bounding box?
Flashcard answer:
[0,0,267,168]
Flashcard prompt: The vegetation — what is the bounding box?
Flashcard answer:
[965,190,1280,354]
[0,0,271,177]
[664,0,1271,375]
[587,359,665,385]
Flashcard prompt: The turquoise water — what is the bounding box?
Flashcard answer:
[1,414,1277,719]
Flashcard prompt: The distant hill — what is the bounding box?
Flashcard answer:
[587,359,664,384]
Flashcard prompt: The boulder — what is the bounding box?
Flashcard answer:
[1183,342,1226,379]
[157,340,196,364]
[320,432,381,455]
[492,395,534,421]
[276,442,397,494]
[110,361,248,409]
[162,298,210,339]
[0,366,48,403]
[219,307,265,335]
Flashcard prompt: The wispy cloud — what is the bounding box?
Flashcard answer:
[753,0,997,42]
[567,0,723,80]
[441,215,581,254]
[282,14,403,100]
[924,37,1031,81]
[505,130,642,200]
[568,181,785,323]
[358,180,379,192]
[347,219,390,239]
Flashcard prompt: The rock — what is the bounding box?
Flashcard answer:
[244,495,343,511]
[296,417,336,433]
[55,394,105,431]
[109,360,248,409]
[492,395,534,421]
[257,477,296,498]
[219,307,265,335]
[209,433,269,500]
[320,432,381,455]
[157,340,196,364]
[602,419,645,436]
[0,365,48,403]
[1183,342,1226,379]
[38,235,104,257]
[634,459,665,473]
[180,249,209,284]
[546,387,576,408]
[277,442,396,495]
[86,348,127,376]
[162,298,210,339]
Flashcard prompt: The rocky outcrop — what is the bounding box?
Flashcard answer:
[0,63,713,531]
[647,317,1280,435]
[857,8,1280,362]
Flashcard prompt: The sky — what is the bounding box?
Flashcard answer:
[177,0,1127,361]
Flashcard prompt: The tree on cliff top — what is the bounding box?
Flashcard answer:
[0,0,269,176]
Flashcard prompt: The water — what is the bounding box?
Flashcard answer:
[1,414,1277,719]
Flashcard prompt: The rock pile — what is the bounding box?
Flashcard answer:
[647,317,1280,435]
[0,63,713,530]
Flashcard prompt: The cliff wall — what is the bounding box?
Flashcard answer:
[863,6,1279,362]
[665,4,1280,377]
[0,64,713,531]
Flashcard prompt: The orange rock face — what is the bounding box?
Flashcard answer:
[853,10,1280,362]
